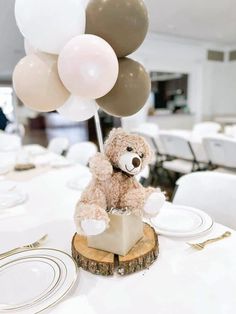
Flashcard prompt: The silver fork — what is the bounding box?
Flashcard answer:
[0,234,48,258]
[187,231,231,250]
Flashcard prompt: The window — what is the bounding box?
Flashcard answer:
[150,72,189,113]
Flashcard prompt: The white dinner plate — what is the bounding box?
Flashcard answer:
[0,249,78,313]
[0,190,28,210]
[0,181,16,194]
[0,257,61,311]
[150,203,213,237]
[0,164,14,175]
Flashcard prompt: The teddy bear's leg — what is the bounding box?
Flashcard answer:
[75,186,109,236]
[76,203,109,236]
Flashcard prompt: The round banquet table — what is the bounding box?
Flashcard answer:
[0,154,235,314]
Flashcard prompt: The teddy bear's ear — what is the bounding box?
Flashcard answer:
[106,128,127,142]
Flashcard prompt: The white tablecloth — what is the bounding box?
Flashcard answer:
[0,165,236,314]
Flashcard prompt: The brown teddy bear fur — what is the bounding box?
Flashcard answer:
[75,128,159,234]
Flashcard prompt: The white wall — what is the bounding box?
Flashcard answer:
[132,33,236,123]
[202,60,236,118]
[132,33,208,122]
[0,0,24,81]
[223,62,236,115]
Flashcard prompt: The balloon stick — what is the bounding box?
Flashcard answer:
[94,111,104,153]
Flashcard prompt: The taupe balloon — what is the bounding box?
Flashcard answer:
[13,53,70,112]
[97,58,151,117]
[86,0,149,58]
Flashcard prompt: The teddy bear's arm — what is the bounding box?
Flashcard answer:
[89,153,113,181]
[120,186,154,215]
[120,186,165,217]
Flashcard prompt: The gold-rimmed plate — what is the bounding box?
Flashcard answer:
[0,256,61,311]
[0,248,79,313]
[0,190,28,210]
[151,204,213,238]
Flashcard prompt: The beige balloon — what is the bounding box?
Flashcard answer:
[86,0,149,58]
[13,53,70,112]
[97,58,151,117]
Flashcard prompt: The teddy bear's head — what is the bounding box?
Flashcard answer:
[104,128,153,176]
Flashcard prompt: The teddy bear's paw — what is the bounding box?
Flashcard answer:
[89,153,113,181]
[144,192,166,217]
[81,219,107,236]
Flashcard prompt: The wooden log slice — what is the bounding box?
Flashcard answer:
[117,223,158,276]
[72,233,115,276]
[14,163,36,171]
[71,223,158,276]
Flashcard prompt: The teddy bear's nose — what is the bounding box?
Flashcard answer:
[132,157,141,168]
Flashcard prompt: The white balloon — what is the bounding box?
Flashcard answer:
[57,96,97,122]
[81,0,90,8]
[15,0,86,54]
[24,39,38,55]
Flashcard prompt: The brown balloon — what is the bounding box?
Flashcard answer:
[96,58,151,117]
[86,0,149,58]
[13,53,70,112]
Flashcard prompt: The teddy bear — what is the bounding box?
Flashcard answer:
[74,128,165,236]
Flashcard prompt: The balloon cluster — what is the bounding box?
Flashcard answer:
[13,0,151,121]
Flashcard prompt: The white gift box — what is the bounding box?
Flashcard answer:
[87,209,143,256]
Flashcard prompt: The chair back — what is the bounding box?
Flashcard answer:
[190,142,209,163]
[0,133,21,152]
[66,142,98,166]
[121,102,150,132]
[193,122,221,137]
[133,123,160,154]
[173,172,236,229]
[135,166,150,182]
[48,137,69,155]
[224,125,236,137]
[5,123,25,138]
[203,136,236,168]
[159,132,194,160]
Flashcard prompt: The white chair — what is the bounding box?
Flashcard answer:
[47,137,69,155]
[203,135,236,173]
[5,123,25,138]
[225,125,236,137]
[136,166,150,185]
[0,152,16,174]
[132,123,165,155]
[66,142,98,166]
[159,132,197,174]
[0,133,21,152]
[121,101,150,132]
[173,172,236,229]
[193,121,221,137]
[189,137,209,165]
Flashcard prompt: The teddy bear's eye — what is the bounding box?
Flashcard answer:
[127,147,133,152]
[139,153,144,159]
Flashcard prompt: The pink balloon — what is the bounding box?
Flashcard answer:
[58,35,119,99]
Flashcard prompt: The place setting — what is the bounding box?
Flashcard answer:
[0,246,79,313]
[0,180,28,212]
[150,203,214,239]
